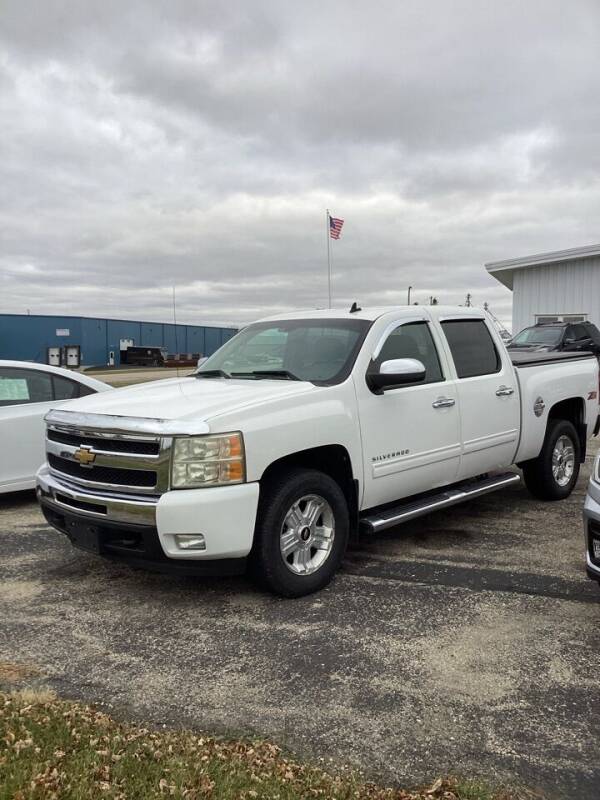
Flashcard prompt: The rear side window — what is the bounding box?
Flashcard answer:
[441,320,501,378]
[52,375,83,400]
[0,368,97,406]
[0,368,53,406]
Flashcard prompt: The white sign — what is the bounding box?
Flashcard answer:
[56,328,70,336]
[0,378,30,401]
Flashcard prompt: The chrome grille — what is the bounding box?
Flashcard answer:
[46,421,171,495]
[47,428,160,455]
[48,454,158,487]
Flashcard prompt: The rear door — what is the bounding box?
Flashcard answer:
[357,318,462,509]
[0,367,54,490]
[0,368,96,491]
[439,317,520,479]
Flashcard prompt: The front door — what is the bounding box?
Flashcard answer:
[357,320,462,509]
[0,367,54,490]
[440,317,520,479]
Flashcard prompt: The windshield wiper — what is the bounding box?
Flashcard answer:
[231,370,301,381]
[195,369,230,379]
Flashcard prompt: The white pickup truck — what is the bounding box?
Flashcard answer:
[37,305,599,596]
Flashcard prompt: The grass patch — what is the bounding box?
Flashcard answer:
[0,692,537,799]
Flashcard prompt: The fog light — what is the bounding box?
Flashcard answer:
[174,534,206,551]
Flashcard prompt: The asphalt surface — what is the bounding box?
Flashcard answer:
[2,444,600,799]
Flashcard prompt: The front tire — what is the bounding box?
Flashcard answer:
[251,468,349,597]
[522,419,580,500]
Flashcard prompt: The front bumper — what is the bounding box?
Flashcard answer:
[583,478,600,581]
[37,464,260,567]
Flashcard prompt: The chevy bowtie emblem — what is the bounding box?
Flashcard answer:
[73,446,96,466]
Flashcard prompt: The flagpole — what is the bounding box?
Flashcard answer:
[326,209,332,307]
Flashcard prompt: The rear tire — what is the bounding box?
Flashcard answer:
[251,468,349,597]
[522,419,580,500]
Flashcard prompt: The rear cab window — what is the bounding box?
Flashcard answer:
[441,319,501,378]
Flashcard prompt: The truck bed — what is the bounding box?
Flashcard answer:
[510,350,598,368]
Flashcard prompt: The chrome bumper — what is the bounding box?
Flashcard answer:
[36,464,157,527]
[583,480,600,580]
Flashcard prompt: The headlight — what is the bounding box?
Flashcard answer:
[171,432,245,488]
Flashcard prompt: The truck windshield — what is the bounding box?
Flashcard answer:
[512,326,563,346]
[197,318,372,385]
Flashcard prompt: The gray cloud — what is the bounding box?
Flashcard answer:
[1,0,600,330]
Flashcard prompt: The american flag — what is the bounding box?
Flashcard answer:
[329,215,344,240]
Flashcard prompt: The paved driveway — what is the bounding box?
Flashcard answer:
[2,445,600,799]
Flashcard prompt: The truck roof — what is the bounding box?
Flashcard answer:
[257,305,486,323]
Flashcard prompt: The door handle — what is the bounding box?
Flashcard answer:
[496,385,515,396]
[432,397,456,408]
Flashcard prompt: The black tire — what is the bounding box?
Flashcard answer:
[522,419,580,500]
[251,468,349,597]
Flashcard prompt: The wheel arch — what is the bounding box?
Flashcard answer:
[259,445,360,540]
[548,397,587,462]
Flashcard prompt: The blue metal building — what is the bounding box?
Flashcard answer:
[0,314,237,367]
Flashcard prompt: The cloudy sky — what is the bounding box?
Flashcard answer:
[2,0,600,329]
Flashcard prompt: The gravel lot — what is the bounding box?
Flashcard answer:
[2,442,600,799]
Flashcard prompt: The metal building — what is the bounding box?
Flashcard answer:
[486,243,600,334]
[0,313,237,367]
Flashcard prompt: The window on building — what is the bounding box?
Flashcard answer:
[441,320,501,379]
[535,314,587,324]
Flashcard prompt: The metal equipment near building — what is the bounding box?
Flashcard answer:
[0,314,237,367]
[486,243,600,334]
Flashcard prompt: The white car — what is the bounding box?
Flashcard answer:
[0,360,111,494]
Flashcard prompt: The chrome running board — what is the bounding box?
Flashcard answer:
[360,472,521,534]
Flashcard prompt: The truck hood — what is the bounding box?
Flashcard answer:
[58,376,317,424]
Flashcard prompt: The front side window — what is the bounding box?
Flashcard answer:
[570,324,590,342]
[0,368,53,407]
[197,318,372,385]
[442,320,501,378]
[370,321,444,385]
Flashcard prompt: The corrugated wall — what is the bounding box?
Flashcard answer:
[0,315,238,366]
[513,257,600,333]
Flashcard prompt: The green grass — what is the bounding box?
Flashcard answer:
[0,690,537,800]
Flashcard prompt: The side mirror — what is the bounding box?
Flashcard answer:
[368,358,426,393]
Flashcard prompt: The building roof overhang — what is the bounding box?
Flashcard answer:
[485,243,600,290]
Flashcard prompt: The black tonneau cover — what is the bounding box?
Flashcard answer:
[510,350,598,368]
